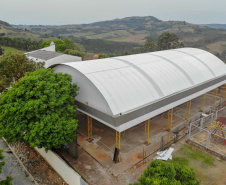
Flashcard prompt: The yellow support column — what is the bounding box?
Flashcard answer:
[145,119,150,145]
[116,131,121,162]
[200,94,206,112]
[167,108,173,131]
[222,86,226,99]
[222,85,226,99]
[212,88,218,105]
[87,116,93,142]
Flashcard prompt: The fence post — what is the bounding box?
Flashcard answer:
[200,117,204,132]
[161,136,164,151]
[215,110,218,120]
[188,121,192,139]
[210,113,214,124]
[206,130,211,149]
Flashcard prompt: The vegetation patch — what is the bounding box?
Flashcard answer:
[2,46,25,54]
[167,144,226,185]
[172,145,216,167]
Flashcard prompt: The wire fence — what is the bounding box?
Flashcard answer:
[160,99,226,152]
[187,106,226,159]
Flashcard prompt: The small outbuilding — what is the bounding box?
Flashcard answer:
[26,41,82,68]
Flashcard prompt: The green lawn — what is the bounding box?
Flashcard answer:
[169,145,226,185]
[2,46,26,54]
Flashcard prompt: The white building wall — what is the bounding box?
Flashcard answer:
[54,64,114,116]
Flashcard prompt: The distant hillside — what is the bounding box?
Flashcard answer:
[202,24,226,29]
[0,20,55,41]
[13,16,226,60]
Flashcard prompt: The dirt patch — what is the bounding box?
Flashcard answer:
[11,142,68,185]
[190,128,226,156]
[116,35,146,43]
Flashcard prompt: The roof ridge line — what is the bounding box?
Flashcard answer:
[114,58,164,97]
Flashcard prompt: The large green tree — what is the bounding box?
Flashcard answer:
[39,39,66,52]
[64,49,85,58]
[157,32,184,50]
[39,39,80,53]
[0,53,44,92]
[132,160,200,185]
[0,68,79,151]
[131,32,183,54]
[0,150,13,185]
[63,39,80,51]
[132,38,156,54]
[98,53,109,59]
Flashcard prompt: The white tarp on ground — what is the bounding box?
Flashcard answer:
[156,147,174,161]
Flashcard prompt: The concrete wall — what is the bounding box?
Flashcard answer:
[35,148,87,185]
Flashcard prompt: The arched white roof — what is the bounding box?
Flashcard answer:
[54,48,226,131]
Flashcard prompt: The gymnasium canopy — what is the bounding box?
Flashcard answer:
[53,48,226,132]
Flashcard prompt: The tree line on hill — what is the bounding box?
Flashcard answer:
[97,32,184,58]
[0,37,41,51]
[131,32,184,54]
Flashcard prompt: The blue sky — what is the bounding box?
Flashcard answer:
[0,0,225,25]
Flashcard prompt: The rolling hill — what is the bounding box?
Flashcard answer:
[1,16,226,61]
[0,20,55,41]
[202,24,226,29]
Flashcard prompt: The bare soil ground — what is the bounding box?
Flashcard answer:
[11,142,68,185]
[55,93,222,184]
[116,35,147,43]
[191,130,226,156]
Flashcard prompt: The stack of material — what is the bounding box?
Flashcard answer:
[156,147,174,161]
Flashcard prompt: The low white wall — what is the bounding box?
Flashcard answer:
[35,147,87,185]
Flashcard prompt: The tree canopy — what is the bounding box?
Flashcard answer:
[0,37,41,51]
[39,39,66,52]
[64,49,84,58]
[39,39,80,53]
[0,149,13,185]
[0,53,44,92]
[63,39,80,51]
[98,53,109,59]
[131,32,184,54]
[0,45,4,55]
[132,39,156,54]
[0,68,79,151]
[157,32,184,50]
[132,160,200,185]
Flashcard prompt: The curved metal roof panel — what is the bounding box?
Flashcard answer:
[57,48,226,118]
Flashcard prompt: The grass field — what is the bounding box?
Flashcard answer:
[169,145,226,185]
[2,46,26,54]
